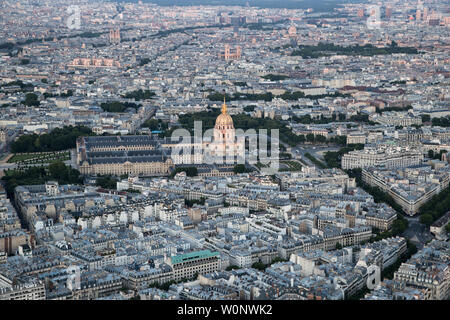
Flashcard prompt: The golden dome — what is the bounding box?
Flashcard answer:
[215,98,234,127]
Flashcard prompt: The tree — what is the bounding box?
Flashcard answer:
[419,185,450,223]
[142,119,159,130]
[123,89,155,101]
[1,163,81,197]
[96,175,118,189]
[226,265,240,271]
[233,164,249,174]
[392,219,408,235]
[48,161,68,180]
[185,197,205,207]
[335,243,342,250]
[243,105,256,112]
[11,125,94,153]
[251,261,267,271]
[419,213,433,226]
[315,135,327,143]
[421,114,431,123]
[100,101,141,113]
[261,74,289,81]
[23,93,40,106]
[431,116,450,127]
[170,167,198,178]
[60,89,73,97]
[297,134,306,143]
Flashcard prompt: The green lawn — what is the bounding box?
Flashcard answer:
[8,151,70,164]
[280,160,303,171]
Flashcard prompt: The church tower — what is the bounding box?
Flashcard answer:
[207,97,244,163]
[214,98,235,145]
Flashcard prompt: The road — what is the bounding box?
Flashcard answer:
[402,215,433,249]
[256,138,436,248]
[289,144,436,248]
[291,145,341,167]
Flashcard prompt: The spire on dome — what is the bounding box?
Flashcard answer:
[221,96,227,114]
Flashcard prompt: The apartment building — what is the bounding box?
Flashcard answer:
[369,111,422,127]
[362,165,450,216]
[167,250,220,281]
[342,146,423,170]
[71,273,123,300]
[346,132,366,145]
[124,266,174,291]
[0,280,46,300]
[393,241,449,300]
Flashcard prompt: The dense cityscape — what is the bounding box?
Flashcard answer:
[0,0,449,303]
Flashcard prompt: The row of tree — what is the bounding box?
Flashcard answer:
[11,125,94,153]
[122,89,156,101]
[208,90,350,103]
[100,101,142,113]
[427,149,447,160]
[96,175,119,190]
[170,166,198,178]
[1,161,82,197]
[291,42,418,59]
[421,115,450,127]
[141,118,168,131]
[418,185,450,226]
[292,113,347,124]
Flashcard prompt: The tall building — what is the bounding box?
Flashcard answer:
[109,28,121,44]
[423,7,429,21]
[385,7,392,19]
[205,99,244,163]
[287,24,297,36]
[219,44,241,61]
[357,9,364,18]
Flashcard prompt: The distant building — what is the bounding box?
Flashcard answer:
[109,28,121,44]
[68,58,121,68]
[357,9,364,18]
[385,7,392,19]
[218,44,241,61]
[346,132,366,145]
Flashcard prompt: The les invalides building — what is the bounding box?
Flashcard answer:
[204,98,244,164]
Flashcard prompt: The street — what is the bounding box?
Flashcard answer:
[402,215,433,249]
